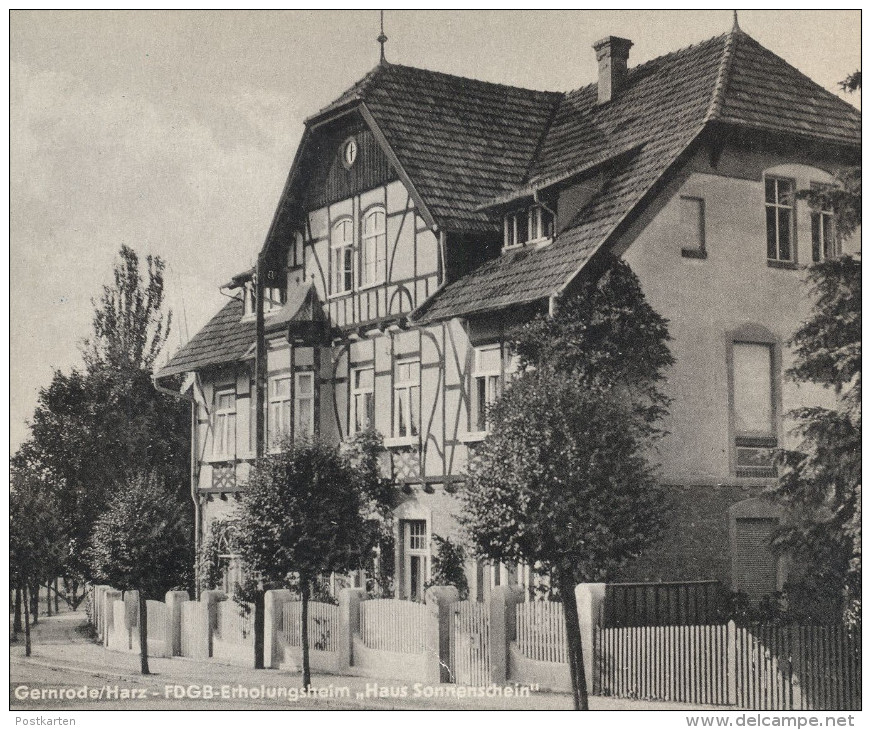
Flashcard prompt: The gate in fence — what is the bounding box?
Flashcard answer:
[450,600,490,686]
[595,621,861,710]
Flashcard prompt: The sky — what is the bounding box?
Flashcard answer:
[8,9,861,451]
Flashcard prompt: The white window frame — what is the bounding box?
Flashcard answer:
[471,344,502,433]
[330,217,354,296]
[765,176,796,264]
[360,207,387,288]
[402,519,429,602]
[350,366,375,434]
[212,388,237,459]
[504,205,554,249]
[810,184,839,262]
[294,371,316,440]
[267,374,292,451]
[393,358,420,439]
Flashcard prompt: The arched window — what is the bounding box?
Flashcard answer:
[361,206,387,286]
[331,218,354,294]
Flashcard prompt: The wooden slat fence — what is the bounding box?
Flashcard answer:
[452,600,490,686]
[603,581,727,627]
[734,624,861,711]
[596,623,729,705]
[595,622,861,710]
[214,600,253,645]
[281,601,339,653]
[359,599,431,654]
[515,601,568,664]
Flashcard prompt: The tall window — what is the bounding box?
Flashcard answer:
[765,177,795,263]
[471,345,501,432]
[732,341,777,478]
[402,519,428,602]
[213,389,236,457]
[810,185,839,262]
[394,359,420,438]
[361,207,387,286]
[331,218,354,295]
[351,367,375,433]
[267,375,291,449]
[294,372,315,439]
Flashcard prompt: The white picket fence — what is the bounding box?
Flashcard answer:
[282,601,340,653]
[359,599,431,654]
[515,600,568,664]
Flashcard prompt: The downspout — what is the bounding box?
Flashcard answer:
[152,376,201,597]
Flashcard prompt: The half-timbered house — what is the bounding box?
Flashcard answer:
[155,22,860,603]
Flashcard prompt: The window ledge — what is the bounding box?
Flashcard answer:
[383,436,420,449]
[458,430,488,443]
[358,280,386,292]
[767,260,798,270]
[681,248,707,260]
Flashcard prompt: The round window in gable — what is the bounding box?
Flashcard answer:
[341,136,358,169]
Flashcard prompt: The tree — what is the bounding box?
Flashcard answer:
[10,468,64,655]
[12,245,189,593]
[88,473,193,674]
[772,72,860,625]
[773,256,861,623]
[235,433,390,688]
[462,258,673,710]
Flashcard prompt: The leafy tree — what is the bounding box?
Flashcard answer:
[426,535,469,600]
[88,473,193,674]
[462,258,673,710]
[235,434,390,687]
[83,244,172,373]
[12,245,189,591]
[10,468,65,655]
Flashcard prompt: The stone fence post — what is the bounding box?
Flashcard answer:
[489,585,525,685]
[197,590,227,659]
[338,588,366,671]
[103,589,121,648]
[164,590,189,657]
[264,589,294,669]
[575,583,607,694]
[123,590,139,631]
[425,585,459,683]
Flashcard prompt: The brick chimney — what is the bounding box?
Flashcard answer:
[593,36,633,104]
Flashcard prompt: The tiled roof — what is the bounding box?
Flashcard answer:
[715,33,861,144]
[412,29,860,323]
[162,27,861,373]
[157,297,253,378]
[156,285,329,379]
[324,63,562,232]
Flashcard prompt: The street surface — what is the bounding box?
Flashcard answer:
[10,610,717,710]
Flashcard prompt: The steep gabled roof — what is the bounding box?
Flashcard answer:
[159,26,861,375]
[358,64,562,231]
[412,29,860,323]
